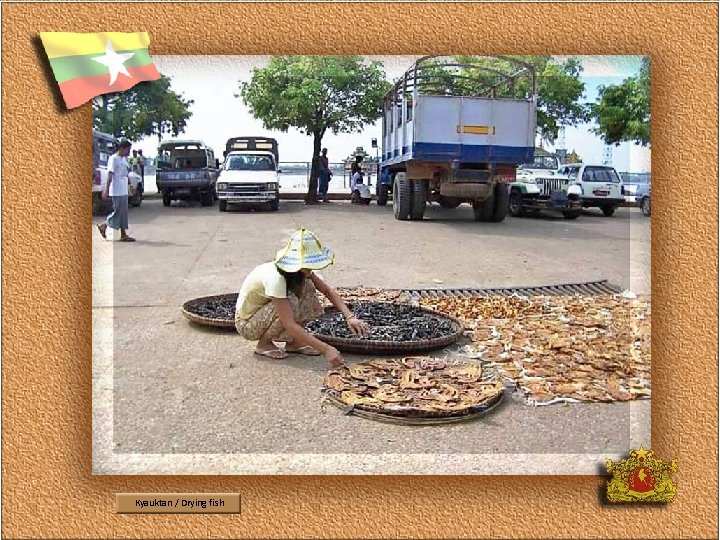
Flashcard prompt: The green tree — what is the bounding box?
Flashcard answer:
[591,58,650,146]
[92,75,194,143]
[239,56,391,202]
[420,56,588,144]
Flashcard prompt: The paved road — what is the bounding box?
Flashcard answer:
[94,199,650,473]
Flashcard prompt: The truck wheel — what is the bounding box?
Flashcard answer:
[563,210,581,220]
[439,197,461,209]
[473,192,495,222]
[490,183,509,222]
[219,200,228,212]
[201,190,214,206]
[641,196,651,217]
[268,198,279,211]
[392,173,412,220]
[508,189,525,217]
[162,192,171,207]
[601,205,616,217]
[410,180,428,220]
[377,185,389,206]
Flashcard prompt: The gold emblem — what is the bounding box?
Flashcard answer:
[605,446,678,503]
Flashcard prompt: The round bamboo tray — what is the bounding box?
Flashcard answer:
[321,360,505,424]
[308,303,465,355]
[181,293,238,329]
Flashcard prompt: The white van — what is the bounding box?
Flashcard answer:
[557,163,624,217]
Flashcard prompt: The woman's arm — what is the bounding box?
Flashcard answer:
[271,297,345,367]
[310,274,370,337]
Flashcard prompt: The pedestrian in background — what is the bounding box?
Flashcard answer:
[97,140,135,242]
[136,149,145,180]
[317,148,332,202]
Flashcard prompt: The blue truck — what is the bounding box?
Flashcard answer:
[376,56,538,222]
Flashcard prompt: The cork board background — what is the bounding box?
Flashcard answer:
[2,2,718,538]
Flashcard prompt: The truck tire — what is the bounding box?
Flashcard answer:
[392,173,412,220]
[410,180,428,220]
[377,185,389,206]
[563,210,581,220]
[601,205,616,217]
[508,189,525,217]
[641,196,651,217]
[201,190,214,207]
[219,200,228,212]
[162,192,172,207]
[490,183,509,222]
[473,193,495,222]
[439,197,461,209]
[268,198,279,211]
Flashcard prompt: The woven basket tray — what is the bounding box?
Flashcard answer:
[181,293,238,329]
[308,303,465,355]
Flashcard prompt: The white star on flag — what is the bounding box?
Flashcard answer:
[91,40,135,86]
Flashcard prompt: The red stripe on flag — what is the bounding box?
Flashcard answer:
[58,63,161,109]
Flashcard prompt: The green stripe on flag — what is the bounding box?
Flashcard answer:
[49,49,154,84]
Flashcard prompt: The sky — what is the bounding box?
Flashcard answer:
[132,55,650,173]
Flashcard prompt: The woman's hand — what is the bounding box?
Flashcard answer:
[323,345,345,368]
[346,316,370,338]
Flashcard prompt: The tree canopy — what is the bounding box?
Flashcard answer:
[590,58,650,146]
[239,56,391,202]
[92,75,194,143]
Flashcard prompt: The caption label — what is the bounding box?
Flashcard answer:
[116,493,240,514]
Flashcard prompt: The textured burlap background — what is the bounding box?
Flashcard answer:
[2,2,718,538]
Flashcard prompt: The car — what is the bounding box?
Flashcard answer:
[508,149,583,219]
[217,137,280,212]
[635,182,651,217]
[621,172,651,204]
[557,163,624,217]
[92,166,143,214]
[156,140,219,207]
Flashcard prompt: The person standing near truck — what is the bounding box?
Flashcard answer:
[317,148,332,202]
[97,140,135,242]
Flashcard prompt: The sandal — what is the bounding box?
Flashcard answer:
[254,349,289,360]
[120,236,136,242]
[96,223,107,239]
[285,345,322,356]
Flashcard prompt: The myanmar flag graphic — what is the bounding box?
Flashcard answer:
[39,32,161,109]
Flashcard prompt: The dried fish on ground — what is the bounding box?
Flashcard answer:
[424,294,651,406]
[319,287,411,306]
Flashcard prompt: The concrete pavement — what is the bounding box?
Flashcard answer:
[93,199,651,474]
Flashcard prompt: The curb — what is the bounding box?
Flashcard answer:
[142,193,639,207]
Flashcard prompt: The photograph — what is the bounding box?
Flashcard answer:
[92,54,652,475]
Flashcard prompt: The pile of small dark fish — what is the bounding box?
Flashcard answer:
[186,294,238,320]
[306,302,458,342]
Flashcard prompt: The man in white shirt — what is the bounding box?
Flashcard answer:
[97,140,135,242]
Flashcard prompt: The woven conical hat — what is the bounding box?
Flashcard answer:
[274,228,335,272]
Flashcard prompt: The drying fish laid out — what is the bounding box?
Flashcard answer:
[322,357,505,423]
[306,302,464,354]
[319,287,411,306]
[183,288,411,329]
[421,294,651,406]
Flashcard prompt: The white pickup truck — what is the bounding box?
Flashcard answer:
[217,137,281,212]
